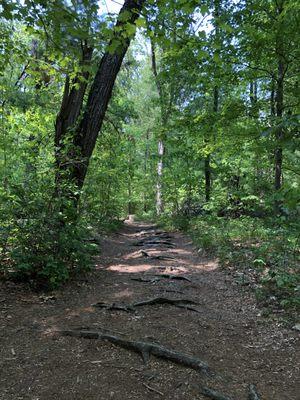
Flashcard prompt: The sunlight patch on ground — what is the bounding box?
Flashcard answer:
[171,248,191,255]
[123,250,144,260]
[193,260,219,271]
[108,263,161,273]
[65,306,95,319]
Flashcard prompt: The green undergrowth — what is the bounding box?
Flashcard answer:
[160,214,300,312]
[0,214,124,290]
[0,214,97,290]
[0,191,123,290]
[91,217,124,234]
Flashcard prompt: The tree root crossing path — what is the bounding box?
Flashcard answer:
[0,221,299,399]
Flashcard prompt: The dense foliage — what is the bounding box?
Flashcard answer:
[0,0,299,309]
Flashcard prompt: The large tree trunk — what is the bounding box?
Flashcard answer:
[55,0,145,201]
[55,42,93,197]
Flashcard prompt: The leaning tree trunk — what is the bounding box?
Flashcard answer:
[55,42,93,197]
[55,0,145,203]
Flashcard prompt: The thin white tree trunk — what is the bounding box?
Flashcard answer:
[156,140,164,215]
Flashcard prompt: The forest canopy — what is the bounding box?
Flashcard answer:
[0,0,299,308]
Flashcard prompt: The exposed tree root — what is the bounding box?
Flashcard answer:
[139,231,172,238]
[93,297,200,313]
[133,240,175,248]
[248,384,261,400]
[156,234,173,239]
[142,382,164,396]
[133,297,196,308]
[73,325,128,336]
[134,236,173,243]
[200,386,233,400]
[131,277,160,283]
[60,330,209,373]
[93,302,134,312]
[140,251,175,260]
[144,244,176,249]
[154,255,175,260]
[200,383,261,400]
[131,274,191,283]
[159,274,191,282]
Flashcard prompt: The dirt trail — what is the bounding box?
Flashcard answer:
[0,221,299,400]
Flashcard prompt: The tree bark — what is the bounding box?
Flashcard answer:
[270,78,276,117]
[55,42,93,196]
[274,1,285,212]
[205,86,218,202]
[205,0,220,202]
[127,135,135,215]
[249,80,258,117]
[143,129,150,212]
[156,140,164,215]
[274,44,284,191]
[204,154,211,202]
[55,0,145,201]
[150,37,166,216]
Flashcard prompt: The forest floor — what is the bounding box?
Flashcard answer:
[0,221,299,400]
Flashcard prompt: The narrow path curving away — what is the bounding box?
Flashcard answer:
[0,221,299,399]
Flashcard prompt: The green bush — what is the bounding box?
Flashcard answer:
[0,184,97,289]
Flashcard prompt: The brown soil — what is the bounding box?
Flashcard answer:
[0,221,299,400]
